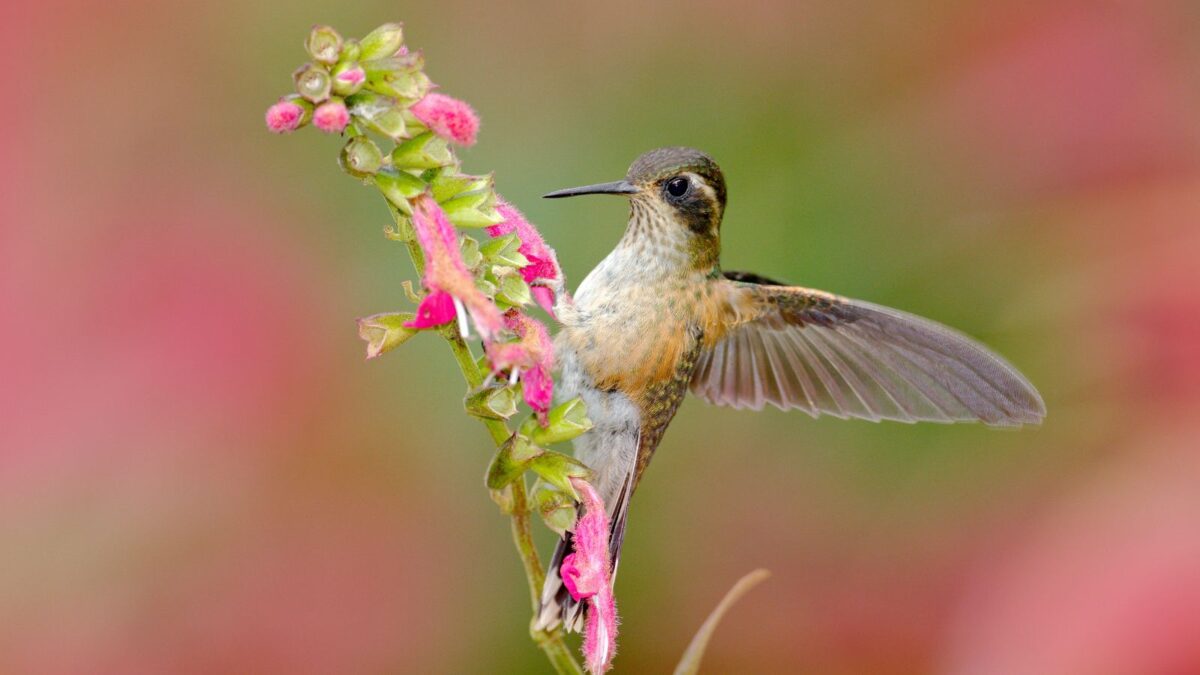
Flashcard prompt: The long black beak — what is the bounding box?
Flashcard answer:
[543,180,639,199]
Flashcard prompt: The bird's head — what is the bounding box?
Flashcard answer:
[544,147,727,248]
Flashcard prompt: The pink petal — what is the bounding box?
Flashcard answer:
[265,100,304,133]
[313,100,349,133]
[569,477,619,674]
[531,286,557,318]
[560,552,595,601]
[410,195,503,339]
[410,93,479,146]
[522,364,554,419]
[336,67,365,85]
[403,291,456,329]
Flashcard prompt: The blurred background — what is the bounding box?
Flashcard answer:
[4,1,1200,672]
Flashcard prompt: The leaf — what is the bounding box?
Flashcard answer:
[673,569,771,675]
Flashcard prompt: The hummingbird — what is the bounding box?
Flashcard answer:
[533,146,1045,632]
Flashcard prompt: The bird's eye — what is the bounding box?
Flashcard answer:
[665,176,690,198]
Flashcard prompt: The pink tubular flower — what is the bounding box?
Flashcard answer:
[408,194,503,338]
[487,311,554,420]
[404,290,456,329]
[265,99,305,133]
[410,92,480,146]
[487,199,563,316]
[313,100,350,133]
[561,477,618,674]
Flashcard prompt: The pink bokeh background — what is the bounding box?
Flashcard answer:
[4,1,1199,672]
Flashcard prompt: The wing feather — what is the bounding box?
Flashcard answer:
[691,278,1045,426]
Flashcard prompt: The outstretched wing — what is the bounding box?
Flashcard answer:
[690,273,1045,426]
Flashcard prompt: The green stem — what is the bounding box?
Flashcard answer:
[388,203,582,675]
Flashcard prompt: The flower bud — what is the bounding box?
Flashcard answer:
[339,39,361,63]
[264,96,311,133]
[533,480,578,536]
[331,62,366,96]
[339,136,383,177]
[363,52,429,102]
[528,450,592,499]
[410,93,480,147]
[306,25,343,65]
[481,233,531,268]
[359,22,404,60]
[391,132,452,170]
[373,169,426,211]
[464,385,519,420]
[356,312,417,359]
[531,397,594,445]
[486,435,543,490]
[312,98,350,133]
[347,92,407,140]
[293,63,332,103]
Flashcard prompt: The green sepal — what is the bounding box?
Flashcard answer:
[356,312,417,359]
[460,235,483,269]
[486,435,545,491]
[480,234,530,267]
[392,132,452,170]
[306,25,343,65]
[464,385,519,421]
[339,136,383,177]
[293,63,332,103]
[530,397,595,446]
[347,92,407,140]
[358,22,404,61]
[497,272,533,308]
[374,169,426,212]
[532,479,578,536]
[442,186,503,228]
[528,450,591,499]
[430,171,493,203]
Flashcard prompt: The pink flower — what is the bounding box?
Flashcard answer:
[486,311,554,419]
[410,93,480,146]
[265,99,305,133]
[487,199,563,316]
[404,290,456,329]
[313,100,350,133]
[562,477,618,674]
[336,66,365,86]
[409,194,503,339]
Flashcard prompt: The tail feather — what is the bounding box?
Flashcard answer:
[533,470,635,633]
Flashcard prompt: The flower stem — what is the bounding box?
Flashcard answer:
[390,205,581,674]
